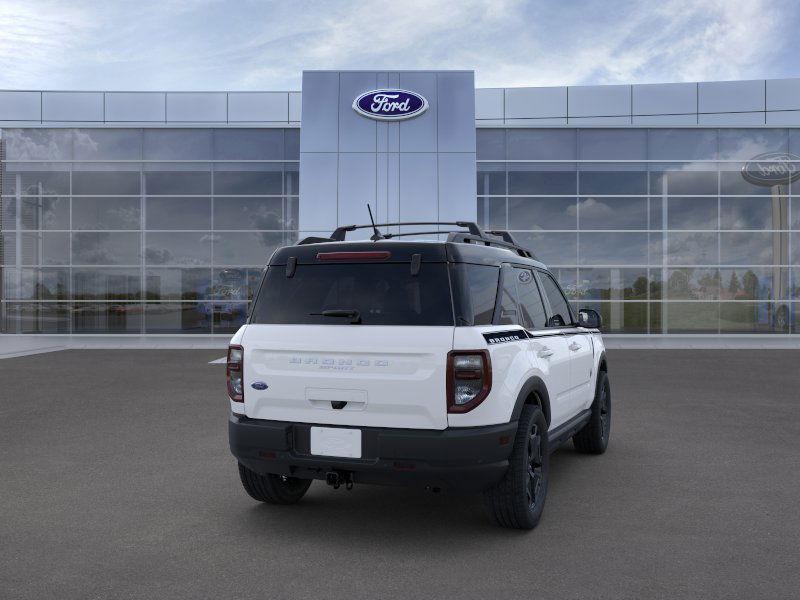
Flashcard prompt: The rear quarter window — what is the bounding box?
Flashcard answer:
[451,264,499,326]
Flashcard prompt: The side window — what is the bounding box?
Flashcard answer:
[496,266,519,325]
[538,272,573,327]
[514,268,547,330]
[451,264,500,326]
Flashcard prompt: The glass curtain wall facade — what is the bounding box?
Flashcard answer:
[0,128,299,334]
[477,128,800,335]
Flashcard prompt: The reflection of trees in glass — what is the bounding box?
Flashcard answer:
[631,276,648,300]
[742,270,759,300]
[668,268,719,300]
[727,271,740,296]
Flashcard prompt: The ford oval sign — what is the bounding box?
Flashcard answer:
[741,152,800,187]
[352,89,428,121]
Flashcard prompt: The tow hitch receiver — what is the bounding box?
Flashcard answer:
[325,470,354,490]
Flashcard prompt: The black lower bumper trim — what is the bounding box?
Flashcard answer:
[229,415,518,491]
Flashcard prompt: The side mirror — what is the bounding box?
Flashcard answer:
[578,308,602,329]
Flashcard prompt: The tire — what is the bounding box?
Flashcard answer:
[573,371,611,455]
[237,463,312,504]
[483,404,549,530]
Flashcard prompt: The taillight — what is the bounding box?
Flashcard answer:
[227,344,244,402]
[447,350,491,413]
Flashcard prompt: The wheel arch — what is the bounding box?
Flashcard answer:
[510,376,552,426]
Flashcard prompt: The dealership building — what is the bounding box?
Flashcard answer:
[1,70,799,341]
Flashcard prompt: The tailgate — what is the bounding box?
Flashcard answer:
[242,324,454,429]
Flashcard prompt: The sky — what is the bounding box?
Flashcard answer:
[0,0,798,91]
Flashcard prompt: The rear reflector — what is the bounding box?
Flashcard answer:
[316,251,391,261]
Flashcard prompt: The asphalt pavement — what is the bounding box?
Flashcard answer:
[1,349,799,599]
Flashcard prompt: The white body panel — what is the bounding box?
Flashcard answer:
[240,324,454,430]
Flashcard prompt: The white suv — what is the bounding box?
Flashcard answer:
[228,221,610,530]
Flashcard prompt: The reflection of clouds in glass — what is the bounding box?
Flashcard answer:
[5,130,71,160]
[720,232,776,265]
[667,232,717,265]
[72,131,100,158]
[145,234,210,266]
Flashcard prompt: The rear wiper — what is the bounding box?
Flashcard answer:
[310,309,362,324]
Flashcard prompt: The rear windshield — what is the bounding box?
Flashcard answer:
[250,263,454,326]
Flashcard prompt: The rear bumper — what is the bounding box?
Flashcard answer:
[229,415,517,492]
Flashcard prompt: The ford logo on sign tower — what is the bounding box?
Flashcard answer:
[742,152,800,187]
[353,89,428,121]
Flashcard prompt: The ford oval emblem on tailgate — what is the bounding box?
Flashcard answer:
[251,381,268,390]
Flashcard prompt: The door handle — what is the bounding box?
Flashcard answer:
[569,342,581,351]
[538,348,554,358]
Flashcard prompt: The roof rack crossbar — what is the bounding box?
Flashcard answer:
[301,220,537,260]
[331,221,483,241]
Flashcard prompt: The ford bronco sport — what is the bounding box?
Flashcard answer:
[228,221,610,530]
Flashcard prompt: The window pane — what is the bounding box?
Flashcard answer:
[719,302,777,333]
[513,232,577,266]
[20,196,69,230]
[666,232,718,265]
[143,129,213,160]
[72,197,140,230]
[649,197,663,230]
[650,169,717,195]
[211,267,263,301]
[666,268,720,300]
[144,171,211,195]
[664,302,719,333]
[578,129,646,160]
[514,268,547,329]
[284,163,299,196]
[718,129,788,160]
[579,233,649,265]
[579,171,647,195]
[285,129,300,159]
[8,268,69,300]
[213,303,248,334]
[214,129,283,160]
[11,170,70,195]
[476,165,506,195]
[721,197,784,230]
[648,129,717,161]
[213,170,283,195]
[1,197,16,227]
[73,129,141,160]
[452,264,498,326]
[496,268,519,325]
[145,303,212,333]
[578,268,649,300]
[212,232,283,265]
[578,197,647,230]
[2,303,70,333]
[145,232,212,265]
[72,232,140,265]
[668,197,718,230]
[73,303,142,333]
[508,169,576,195]
[538,272,572,326]
[213,197,284,230]
[509,197,576,230]
[19,232,70,265]
[580,301,647,334]
[507,129,576,160]
[720,232,777,265]
[477,197,506,229]
[72,268,141,300]
[476,129,505,160]
[72,171,140,195]
[146,268,212,301]
[719,267,785,301]
[4,129,72,160]
[720,168,774,195]
[145,197,211,230]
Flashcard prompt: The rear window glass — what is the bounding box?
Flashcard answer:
[451,264,499,326]
[250,263,454,326]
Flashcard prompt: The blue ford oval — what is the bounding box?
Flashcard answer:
[251,381,268,391]
[352,89,428,121]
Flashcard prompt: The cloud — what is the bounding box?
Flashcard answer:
[0,0,796,90]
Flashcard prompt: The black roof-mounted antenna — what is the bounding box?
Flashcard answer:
[367,204,384,241]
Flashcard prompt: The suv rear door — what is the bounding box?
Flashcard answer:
[241,255,454,430]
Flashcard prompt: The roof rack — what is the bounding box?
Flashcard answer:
[297,221,536,259]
